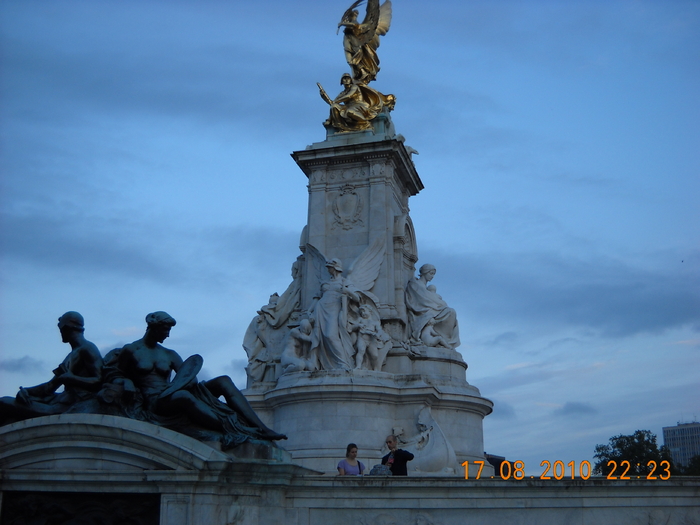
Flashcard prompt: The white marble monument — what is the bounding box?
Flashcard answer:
[242,30,493,474]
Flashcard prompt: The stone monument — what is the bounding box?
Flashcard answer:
[2,4,698,524]
[242,0,493,476]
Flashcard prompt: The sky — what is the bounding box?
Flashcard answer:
[1,0,698,474]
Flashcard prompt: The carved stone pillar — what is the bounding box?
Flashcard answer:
[292,136,423,333]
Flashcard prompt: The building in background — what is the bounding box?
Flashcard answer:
[663,422,700,468]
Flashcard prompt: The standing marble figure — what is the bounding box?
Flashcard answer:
[305,240,387,371]
[309,258,360,370]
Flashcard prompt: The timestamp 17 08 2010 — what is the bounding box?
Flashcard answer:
[461,459,672,480]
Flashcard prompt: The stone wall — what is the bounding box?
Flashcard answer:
[1,415,698,525]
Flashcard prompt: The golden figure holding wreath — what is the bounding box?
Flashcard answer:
[318,0,396,133]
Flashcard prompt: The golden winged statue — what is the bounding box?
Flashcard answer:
[338,0,393,84]
[318,0,395,133]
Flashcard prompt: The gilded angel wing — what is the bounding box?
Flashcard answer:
[357,0,392,47]
[338,0,365,30]
[345,237,386,293]
[376,0,392,37]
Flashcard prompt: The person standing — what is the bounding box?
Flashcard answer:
[338,443,365,476]
[381,435,414,476]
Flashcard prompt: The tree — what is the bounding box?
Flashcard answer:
[681,455,700,476]
[593,429,677,476]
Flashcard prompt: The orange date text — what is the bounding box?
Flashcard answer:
[461,459,669,480]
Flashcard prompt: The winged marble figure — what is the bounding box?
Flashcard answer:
[305,239,388,370]
[338,0,393,84]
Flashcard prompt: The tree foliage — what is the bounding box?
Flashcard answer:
[681,455,700,476]
[593,430,676,476]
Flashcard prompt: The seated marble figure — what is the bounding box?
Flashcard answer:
[0,311,103,424]
[104,311,286,447]
[405,264,460,349]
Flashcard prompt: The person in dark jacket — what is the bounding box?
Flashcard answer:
[381,434,414,476]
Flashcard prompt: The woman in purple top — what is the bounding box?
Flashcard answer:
[337,443,365,476]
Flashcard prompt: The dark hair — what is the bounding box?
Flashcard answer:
[145,311,176,328]
[346,443,358,457]
[57,311,85,332]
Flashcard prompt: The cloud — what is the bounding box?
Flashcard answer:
[670,339,700,347]
[475,366,556,395]
[0,211,177,283]
[427,249,700,338]
[504,362,534,371]
[488,399,516,420]
[485,331,518,347]
[409,1,700,71]
[0,208,300,291]
[0,3,331,137]
[0,356,44,373]
[198,367,214,383]
[110,326,142,339]
[553,402,598,417]
[224,359,249,389]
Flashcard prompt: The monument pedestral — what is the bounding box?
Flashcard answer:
[243,116,494,476]
[245,368,492,475]
[2,415,698,525]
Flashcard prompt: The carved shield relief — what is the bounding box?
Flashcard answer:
[332,184,364,230]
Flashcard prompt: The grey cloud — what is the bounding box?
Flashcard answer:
[208,226,301,278]
[228,359,248,371]
[0,356,44,373]
[429,249,700,338]
[0,209,300,292]
[484,331,518,347]
[475,367,556,396]
[224,359,249,388]
[408,1,699,71]
[1,212,175,283]
[3,38,301,126]
[198,367,213,383]
[544,337,582,350]
[488,399,516,420]
[174,323,243,358]
[554,402,598,417]
[1,3,331,135]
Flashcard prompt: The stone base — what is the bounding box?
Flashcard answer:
[1,415,698,525]
[1,416,698,525]
[0,414,301,475]
[244,368,493,476]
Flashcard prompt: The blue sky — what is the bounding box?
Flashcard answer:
[1,0,698,473]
